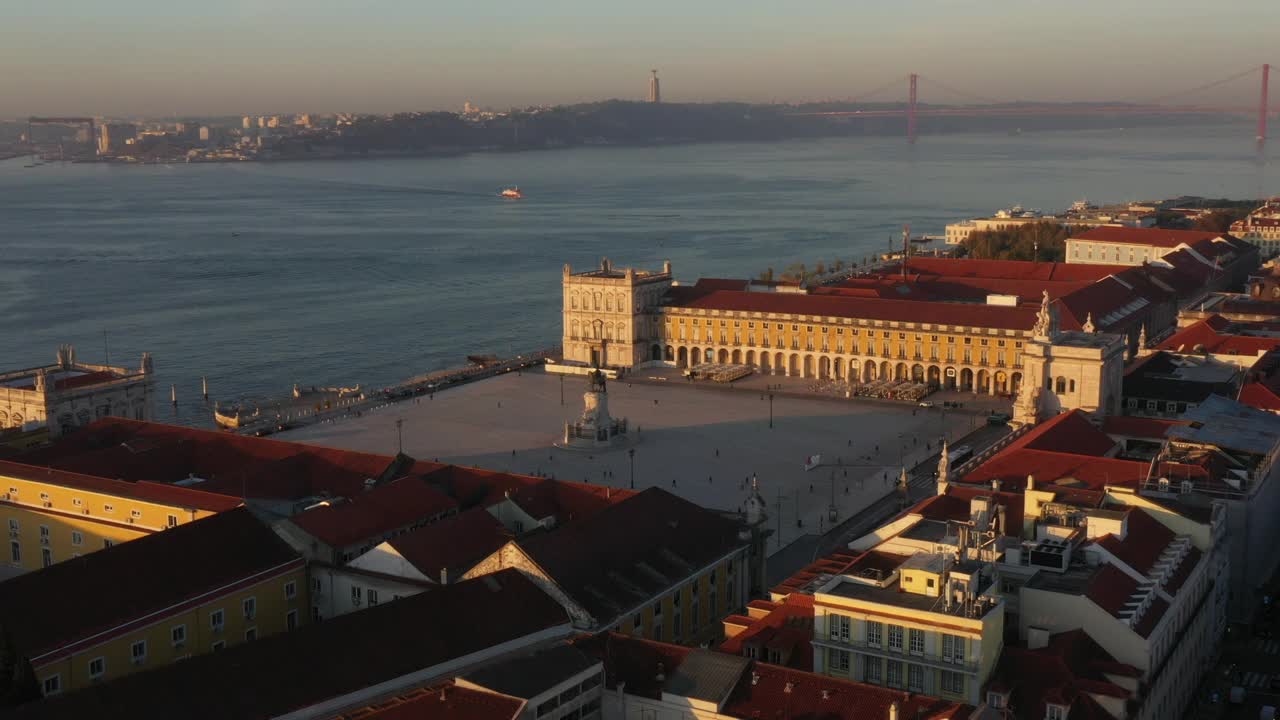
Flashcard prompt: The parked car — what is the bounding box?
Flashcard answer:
[917,401,935,408]
[987,412,1011,425]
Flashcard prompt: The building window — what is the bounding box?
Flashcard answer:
[352,586,363,605]
[286,609,299,631]
[1069,379,1076,392]
[167,514,178,528]
[103,504,114,513]
[10,541,19,564]
[908,628,924,655]
[172,624,187,646]
[71,531,83,546]
[285,581,297,600]
[1055,377,1066,393]
[942,634,965,663]
[103,539,114,548]
[907,664,924,692]
[1046,705,1066,720]
[41,548,52,568]
[866,621,882,647]
[88,657,105,680]
[886,660,903,688]
[130,640,148,665]
[42,674,60,696]
[537,696,561,717]
[130,509,142,519]
[210,609,225,631]
[942,670,965,694]
[368,589,379,607]
[245,627,257,642]
[865,657,882,684]
[39,525,49,542]
[829,614,851,641]
[7,518,16,534]
[887,625,904,651]
[243,597,256,620]
[828,648,850,673]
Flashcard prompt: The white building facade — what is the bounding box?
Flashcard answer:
[0,345,154,439]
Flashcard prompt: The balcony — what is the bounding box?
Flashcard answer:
[812,638,980,675]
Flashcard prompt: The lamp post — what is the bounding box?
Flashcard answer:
[768,392,774,429]
[559,374,564,406]
[395,418,403,455]
[628,447,635,489]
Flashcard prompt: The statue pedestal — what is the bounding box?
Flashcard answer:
[558,387,629,450]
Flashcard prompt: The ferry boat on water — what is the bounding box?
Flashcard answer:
[500,186,523,199]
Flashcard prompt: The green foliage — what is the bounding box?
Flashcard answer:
[961,222,1069,262]
[1193,209,1251,233]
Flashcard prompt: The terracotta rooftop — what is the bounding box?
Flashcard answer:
[0,507,301,666]
[1093,508,1175,576]
[1100,415,1188,440]
[515,488,746,626]
[20,418,438,501]
[990,629,1137,720]
[386,507,511,580]
[1072,226,1226,249]
[718,594,815,671]
[289,475,459,548]
[14,569,570,720]
[1158,315,1280,356]
[582,633,971,719]
[0,457,243,512]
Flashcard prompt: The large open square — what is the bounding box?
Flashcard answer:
[283,369,981,554]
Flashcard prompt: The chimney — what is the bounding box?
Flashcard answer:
[889,701,900,720]
[1026,474,1035,491]
[991,478,1001,492]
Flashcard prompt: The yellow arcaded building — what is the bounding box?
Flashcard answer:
[0,507,306,696]
[0,458,240,574]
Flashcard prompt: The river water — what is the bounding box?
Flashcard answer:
[0,123,1274,426]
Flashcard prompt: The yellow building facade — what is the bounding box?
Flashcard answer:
[0,460,240,573]
[36,562,308,694]
[810,558,1003,706]
[657,309,1028,394]
[613,556,734,646]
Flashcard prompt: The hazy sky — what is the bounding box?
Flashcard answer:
[4,0,1278,117]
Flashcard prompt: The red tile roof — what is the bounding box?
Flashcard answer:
[991,629,1134,720]
[1134,596,1169,639]
[721,660,970,720]
[14,569,570,720]
[0,507,301,665]
[1158,315,1280,356]
[21,418,437,501]
[1100,416,1188,440]
[717,594,815,671]
[387,507,510,579]
[0,458,243,512]
[1093,509,1174,576]
[585,634,970,719]
[333,684,524,720]
[290,475,459,548]
[1072,226,1226,248]
[667,286,1041,330]
[516,488,747,625]
[1086,564,1141,617]
[52,370,120,390]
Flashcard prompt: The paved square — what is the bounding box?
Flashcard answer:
[281,369,976,554]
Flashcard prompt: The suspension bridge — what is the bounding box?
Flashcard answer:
[791,64,1274,145]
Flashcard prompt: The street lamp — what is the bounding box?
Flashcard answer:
[768,392,774,429]
[559,374,564,406]
[628,447,635,489]
[395,418,404,455]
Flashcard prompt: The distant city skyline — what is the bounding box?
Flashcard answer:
[4,0,1279,117]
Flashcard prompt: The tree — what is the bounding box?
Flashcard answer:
[0,628,39,709]
[1193,209,1249,233]
[962,221,1069,262]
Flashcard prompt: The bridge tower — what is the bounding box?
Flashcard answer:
[1259,63,1270,145]
[907,73,918,143]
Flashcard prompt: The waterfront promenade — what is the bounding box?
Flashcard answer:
[282,368,987,555]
